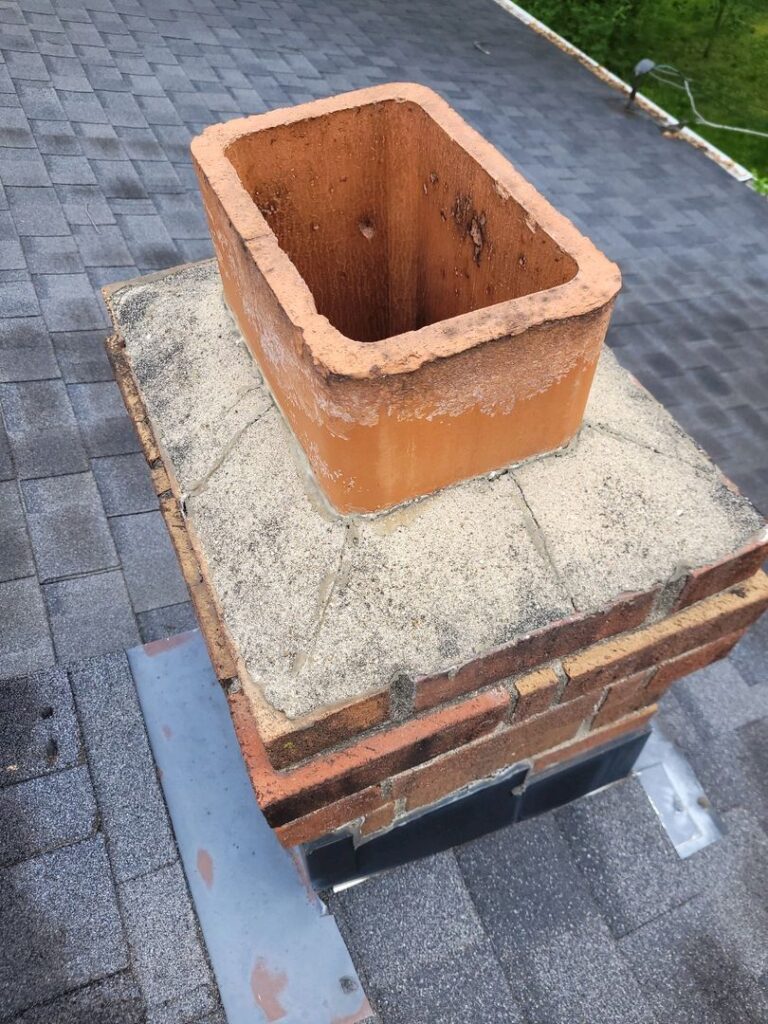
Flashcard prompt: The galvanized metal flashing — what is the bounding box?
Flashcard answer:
[128,629,370,1024]
[634,720,723,858]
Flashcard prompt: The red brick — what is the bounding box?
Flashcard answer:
[512,667,560,721]
[414,587,658,711]
[275,785,384,847]
[645,629,745,701]
[592,670,653,729]
[360,802,397,837]
[533,705,657,774]
[263,689,390,769]
[673,527,768,610]
[563,571,768,696]
[262,687,510,826]
[390,692,598,812]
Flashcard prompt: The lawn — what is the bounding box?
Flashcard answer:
[521,0,768,178]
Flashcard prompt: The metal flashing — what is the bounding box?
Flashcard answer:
[128,630,370,1024]
[634,721,723,858]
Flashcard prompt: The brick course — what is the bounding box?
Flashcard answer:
[390,692,598,814]
[512,666,561,721]
[644,629,744,701]
[413,587,658,712]
[532,706,658,774]
[360,802,397,837]
[593,670,653,729]
[256,577,767,845]
[251,688,510,826]
[275,784,385,848]
[563,572,768,696]
[259,688,390,771]
[672,527,767,610]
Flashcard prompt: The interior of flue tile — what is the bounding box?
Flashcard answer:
[226,99,577,343]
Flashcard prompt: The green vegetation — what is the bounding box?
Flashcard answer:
[523,0,768,177]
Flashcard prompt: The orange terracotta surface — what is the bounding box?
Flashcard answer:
[192,83,621,513]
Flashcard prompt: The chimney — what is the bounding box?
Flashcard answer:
[107,85,768,884]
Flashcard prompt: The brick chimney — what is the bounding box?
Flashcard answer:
[107,85,768,868]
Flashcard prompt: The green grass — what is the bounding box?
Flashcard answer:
[522,0,768,177]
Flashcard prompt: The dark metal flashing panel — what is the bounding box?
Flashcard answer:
[128,630,370,1024]
[305,728,650,891]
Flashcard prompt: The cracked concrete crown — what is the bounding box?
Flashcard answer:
[110,261,763,719]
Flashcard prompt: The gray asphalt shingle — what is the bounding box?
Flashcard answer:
[556,775,705,938]
[0,236,26,272]
[727,614,768,689]
[367,940,526,1024]
[9,973,145,1024]
[332,852,487,986]
[67,379,139,456]
[109,510,188,613]
[0,379,87,478]
[737,718,768,833]
[0,315,59,385]
[119,861,215,1012]
[91,451,157,515]
[0,479,35,582]
[35,271,107,331]
[22,471,118,581]
[0,766,96,868]
[674,659,768,737]
[0,838,129,1017]
[0,149,51,188]
[31,120,81,157]
[456,815,657,1024]
[136,600,198,644]
[145,985,221,1024]
[0,577,55,680]
[43,569,139,664]
[72,222,133,266]
[21,235,84,276]
[0,664,81,788]
[51,327,114,382]
[0,417,13,480]
[0,272,40,318]
[54,181,116,227]
[7,185,70,237]
[618,809,768,1024]
[69,651,176,882]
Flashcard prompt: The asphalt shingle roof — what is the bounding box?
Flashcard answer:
[0,0,767,1021]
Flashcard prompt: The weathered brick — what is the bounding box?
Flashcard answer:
[359,801,396,837]
[593,670,653,729]
[563,571,768,696]
[673,527,768,610]
[414,587,658,712]
[644,629,745,701]
[257,688,510,826]
[512,666,560,722]
[390,692,598,813]
[262,688,390,770]
[532,705,657,774]
[274,785,384,847]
